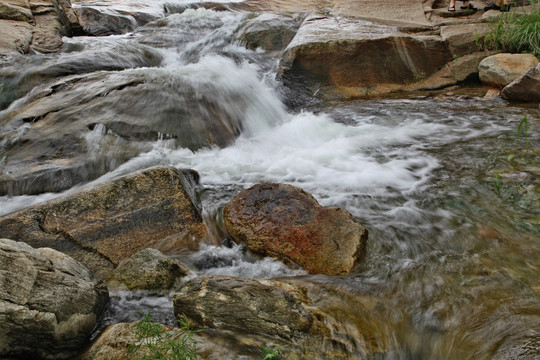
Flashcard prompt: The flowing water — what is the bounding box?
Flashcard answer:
[1,2,540,359]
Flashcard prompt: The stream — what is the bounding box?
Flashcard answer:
[1,1,539,359]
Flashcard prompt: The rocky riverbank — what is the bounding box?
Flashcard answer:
[1,0,539,359]
[0,166,373,359]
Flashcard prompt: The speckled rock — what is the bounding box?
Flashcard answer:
[0,238,108,359]
[479,53,539,87]
[108,248,190,290]
[0,166,206,280]
[224,183,368,275]
[173,275,329,337]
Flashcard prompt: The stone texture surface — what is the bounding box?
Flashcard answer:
[0,2,33,22]
[404,52,493,91]
[0,238,108,359]
[0,166,206,280]
[224,183,368,275]
[278,14,452,101]
[479,53,540,87]
[75,6,158,36]
[235,13,303,51]
[0,0,83,56]
[501,63,540,102]
[440,23,491,57]
[174,275,329,338]
[80,323,139,360]
[108,248,190,290]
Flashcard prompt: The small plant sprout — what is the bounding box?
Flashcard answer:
[262,346,282,360]
[493,173,503,194]
[129,310,201,360]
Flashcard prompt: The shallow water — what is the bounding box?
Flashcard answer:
[1,3,539,359]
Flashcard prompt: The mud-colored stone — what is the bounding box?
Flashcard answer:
[278,14,451,102]
[174,275,328,337]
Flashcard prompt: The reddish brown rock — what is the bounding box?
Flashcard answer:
[223,183,368,276]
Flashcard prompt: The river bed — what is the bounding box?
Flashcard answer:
[1,2,539,359]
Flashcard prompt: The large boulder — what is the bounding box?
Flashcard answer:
[278,14,451,102]
[0,20,33,55]
[0,54,276,194]
[0,238,109,359]
[108,248,190,290]
[479,53,539,87]
[223,183,368,275]
[0,166,206,280]
[173,276,329,338]
[501,63,540,102]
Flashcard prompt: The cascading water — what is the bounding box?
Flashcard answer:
[1,2,539,359]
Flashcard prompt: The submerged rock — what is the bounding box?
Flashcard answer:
[0,166,206,280]
[501,63,540,102]
[0,238,108,359]
[479,53,540,87]
[108,248,190,290]
[224,183,368,276]
[0,62,255,195]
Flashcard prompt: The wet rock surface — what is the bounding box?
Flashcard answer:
[0,238,109,359]
[235,13,304,51]
[224,183,368,275]
[174,275,328,338]
[0,166,206,280]
[108,248,190,290]
[0,61,254,195]
[75,6,159,36]
[278,14,451,101]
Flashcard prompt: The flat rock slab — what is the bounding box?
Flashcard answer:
[279,14,451,100]
[0,166,206,280]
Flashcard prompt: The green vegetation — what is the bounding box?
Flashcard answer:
[508,115,537,164]
[481,1,540,57]
[262,346,282,360]
[492,172,503,194]
[129,311,200,360]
